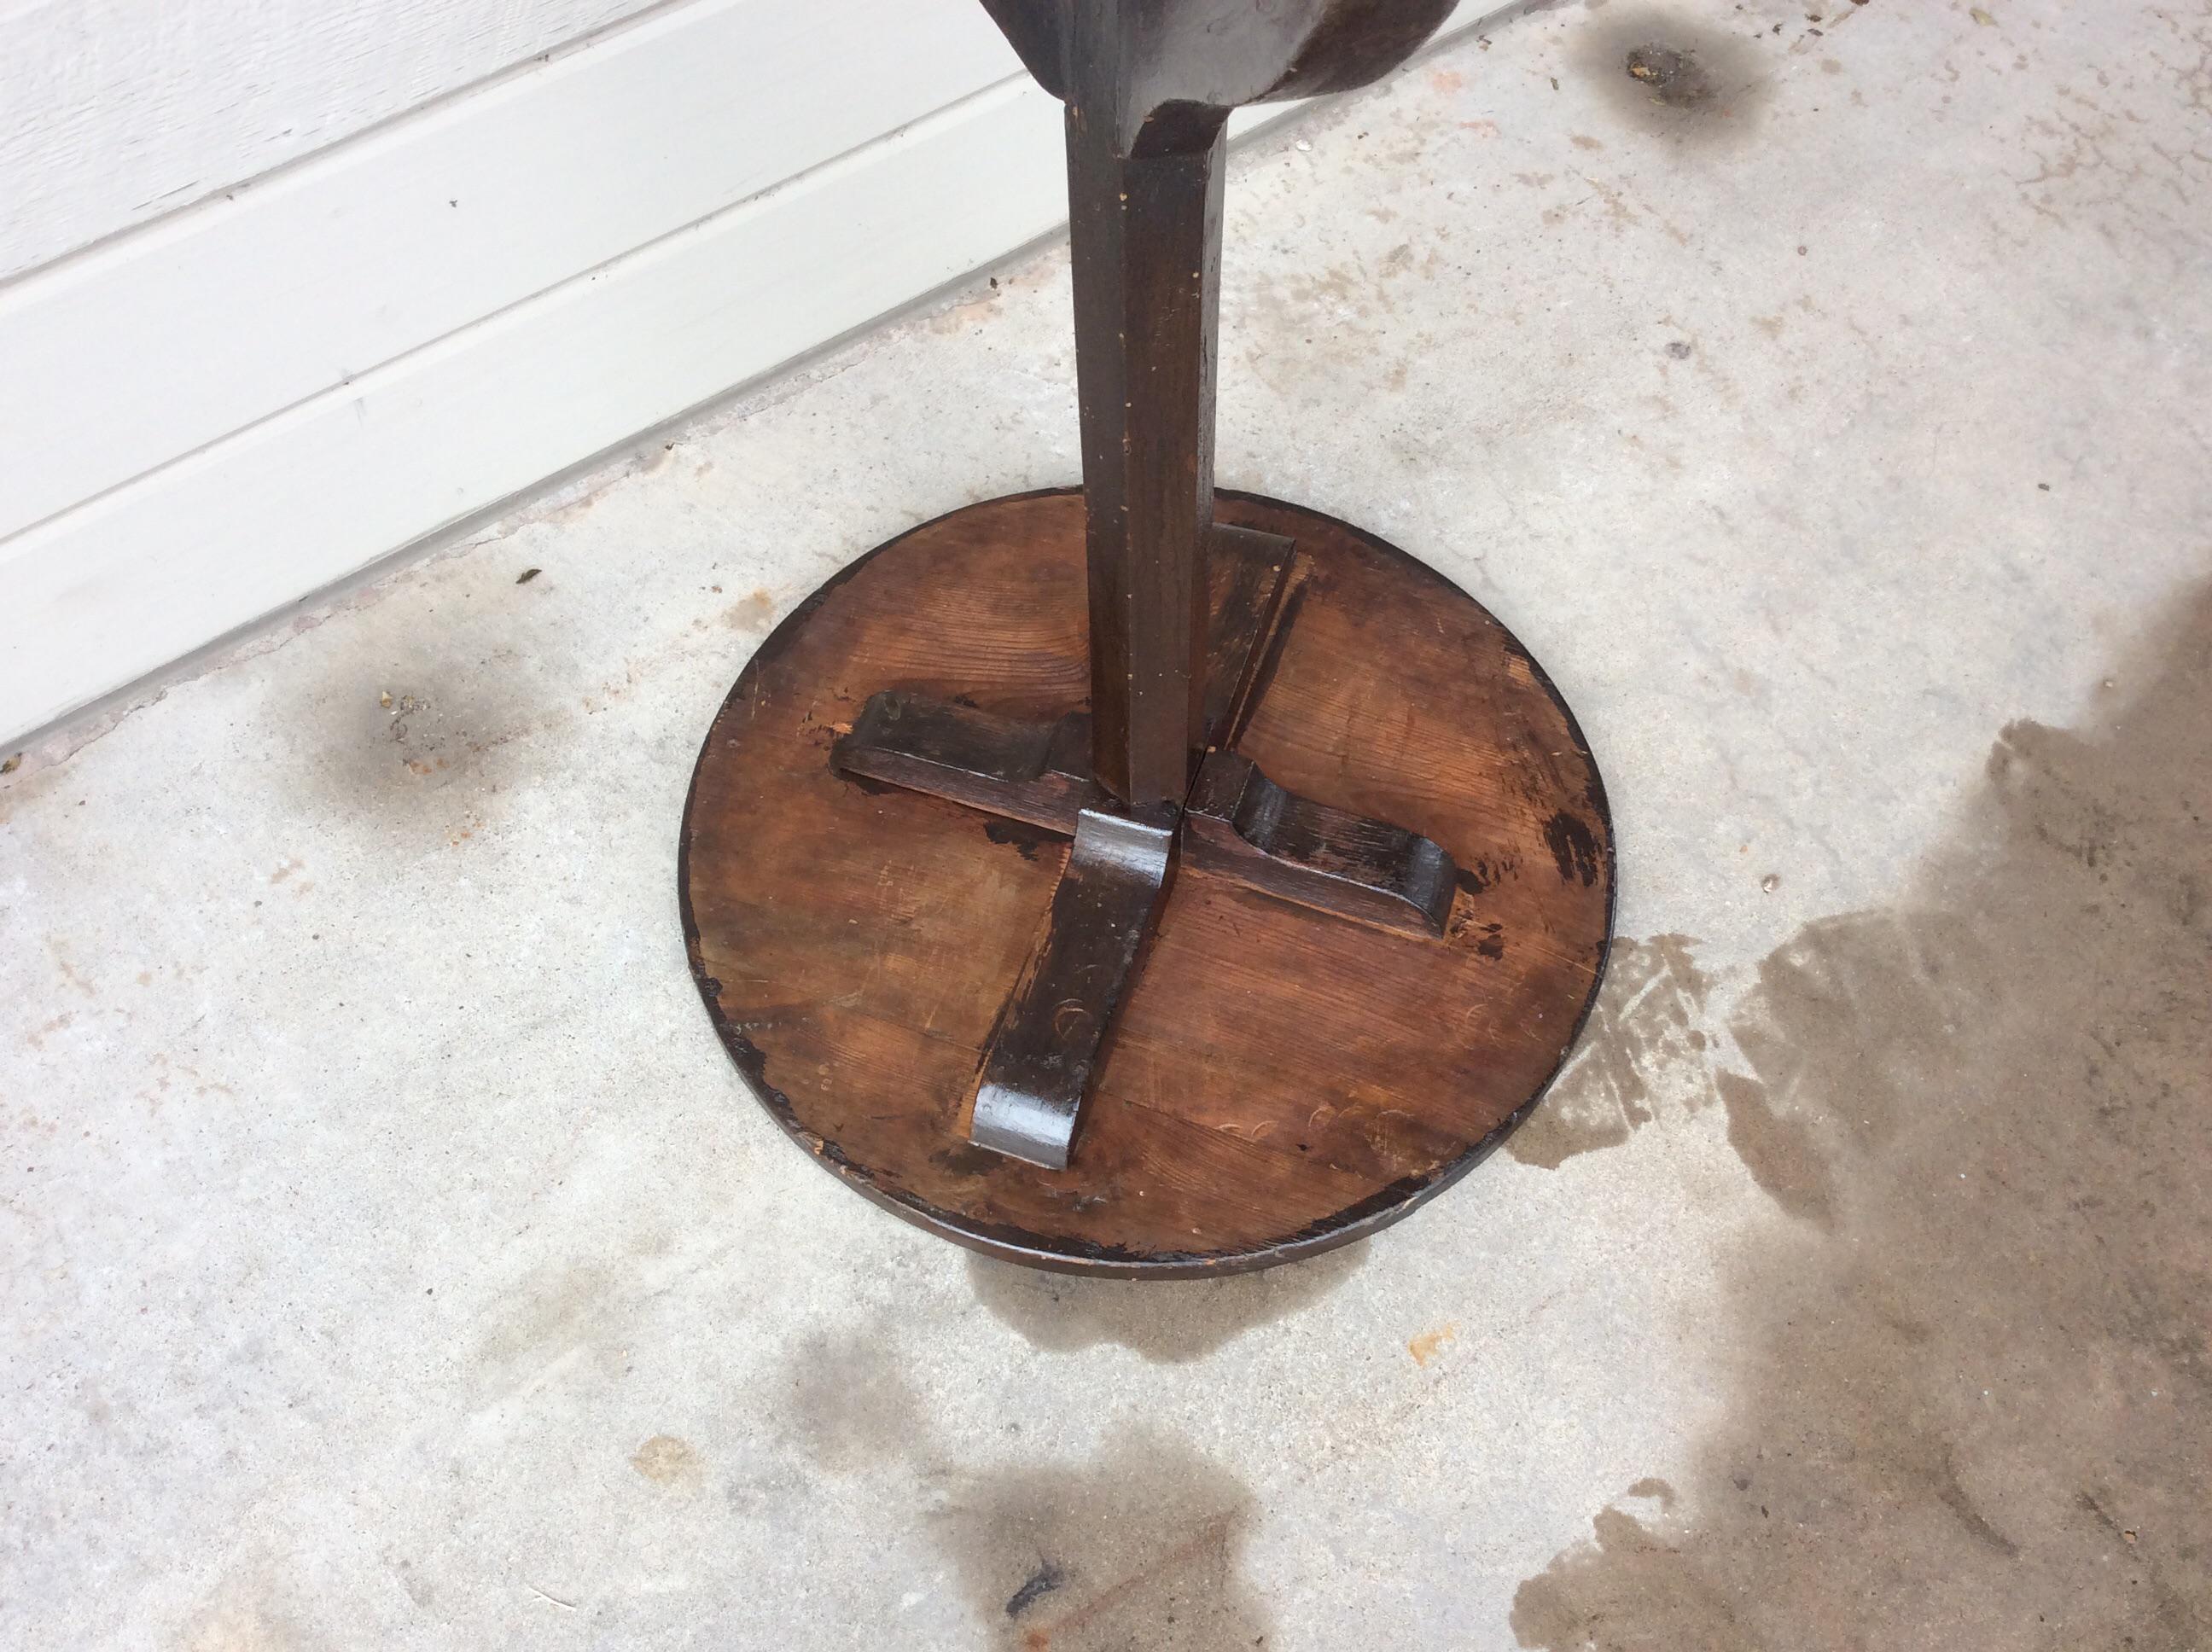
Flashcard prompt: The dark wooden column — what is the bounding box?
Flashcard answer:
[1062,50,1227,810]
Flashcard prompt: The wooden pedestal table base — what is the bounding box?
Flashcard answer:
[678,488,1615,1277]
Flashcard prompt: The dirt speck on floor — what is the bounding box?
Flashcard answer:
[1408,1323,1459,1366]
[630,1434,701,1486]
[724,589,779,631]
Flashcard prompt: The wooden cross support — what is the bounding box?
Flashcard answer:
[827,0,1460,1168]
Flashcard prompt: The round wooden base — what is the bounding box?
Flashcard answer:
[678,490,1615,1276]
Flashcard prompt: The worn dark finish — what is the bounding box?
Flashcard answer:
[970,806,1176,1168]
[1198,524,1297,746]
[836,694,1094,835]
[835,515,1453,1167]
[830,522,1295,837]
[675,0,1610,1273]
[830,524,1458,957]
[831,689,1460,941]
[678,491,1616,1275]
[1184,751,1456,936]
[1065,106,1222,809]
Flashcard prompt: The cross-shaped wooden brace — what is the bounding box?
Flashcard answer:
[826,0,1463,1168]
[831,526,1457,1168]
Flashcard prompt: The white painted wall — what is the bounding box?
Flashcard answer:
[0,0,1480,746]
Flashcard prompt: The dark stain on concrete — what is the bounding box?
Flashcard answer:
[1714,1068,1834,1227]
[286,630,560,842]
[1624,45,1709,106]
[779,1327,927,1473]
[1513,584,2212,1647]
[1575,9,1773,142]
[771,1331,1266,1644]
[966,1239,1367,1363]
[1516,1504,1759,1649]
[934,1431,1264,1651]
[1004,1560,1066,1618]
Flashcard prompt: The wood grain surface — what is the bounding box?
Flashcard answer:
[678,488,1614,1275]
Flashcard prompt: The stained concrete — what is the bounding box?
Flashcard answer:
[4,2,2209,1646]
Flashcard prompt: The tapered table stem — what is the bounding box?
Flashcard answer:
[1064,90,1226,811]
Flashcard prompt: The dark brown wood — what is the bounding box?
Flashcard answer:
[969,806,1176,1169]
[1184,750,1456,936]
[1198,524,1296,745]
[837,512,1455,1166]
[827,515,1458,947]
[677,490,1616,1276]
[830,684,1462,941]
[835,694,1094,834]
[1063,90,1223,809]
[829,522,1292,835]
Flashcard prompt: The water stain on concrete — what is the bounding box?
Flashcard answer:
[1516,1504,1757,1650]
[769,1330,1269,1644]
[779,1327,927,1472]
[934,1431,1265,1652]
[1575,9,1773,142]
[1508,931,1842,1227]
[1712,1068,1834,1227]
[1513,583,2212,1647]
[178,1576,306,1652]
[965,1239,1367,1363]
[474,1260,617,1374]
[1505,934,1711,1169]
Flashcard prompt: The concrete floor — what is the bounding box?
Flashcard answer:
[5,2,2210,1646]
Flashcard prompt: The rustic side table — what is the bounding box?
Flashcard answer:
[679,0,1615,1276]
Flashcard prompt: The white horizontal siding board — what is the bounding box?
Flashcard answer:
[0,0,1019,541]
[0,79,1071,742]
[0,0,654,280]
